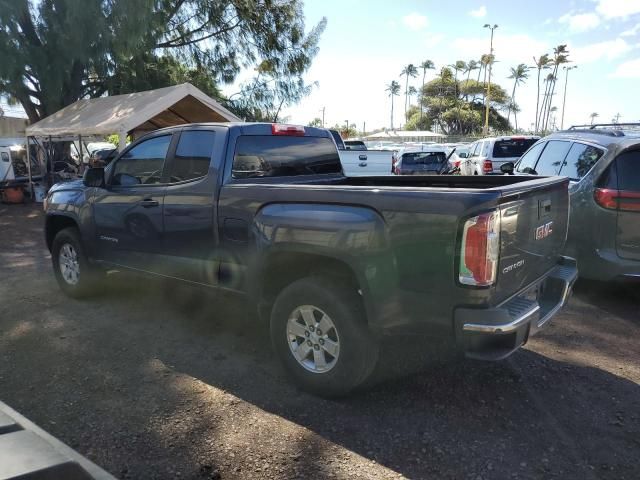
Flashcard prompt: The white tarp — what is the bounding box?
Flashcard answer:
[26,83,241,138]
[365,130,443,139]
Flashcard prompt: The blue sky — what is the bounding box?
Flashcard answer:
[242,0,640,131]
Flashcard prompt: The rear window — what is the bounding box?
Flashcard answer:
[402,152,446,165]
[232,136,341,179]
[558,143,604,181]
[616,150,640,191]
[492,138,538,158]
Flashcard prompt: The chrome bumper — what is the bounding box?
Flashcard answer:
[455,257,578,360]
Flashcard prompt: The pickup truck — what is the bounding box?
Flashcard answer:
[329,130,394,176]
[44,122,578,397]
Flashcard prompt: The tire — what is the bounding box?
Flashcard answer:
[51,227,102,298]
[270,277,379,397]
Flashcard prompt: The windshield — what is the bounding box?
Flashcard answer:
[492,139,538,158]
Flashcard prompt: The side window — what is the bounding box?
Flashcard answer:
[558,143,604,181]
[232,135,341,179]
[112,135,171,186]
[470,142,480,157]
[168,131,215,183]
[533,140,572,176]
[481,141,490,157]
[515,142,545,174]
[616,150,640,191]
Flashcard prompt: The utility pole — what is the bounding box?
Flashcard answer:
[345,120,349,138]
[560,65,577,130]
[613,112,621,124]
[320,107,325,127]
[483,24,498,136]
[363,121,366,137]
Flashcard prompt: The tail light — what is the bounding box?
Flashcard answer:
[453,159,461,168]
[483,159,493,174]
[272,124,305,136]
[459,210,501,287]
[595,188,640,212]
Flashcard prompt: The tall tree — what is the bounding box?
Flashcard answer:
[590,112,599,125]
[464,60,479,100]
[385,80,401,129]
[542,45,570,132]
[506,63,529,127]
[419,60,435,119]
[533,54,551,133]
[0,0,326,123]
[400,64,418,126]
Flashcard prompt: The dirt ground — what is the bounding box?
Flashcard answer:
[1,203,639,480]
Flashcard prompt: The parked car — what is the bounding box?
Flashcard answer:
[506,125,640,281]
[392,147,450,175]
[45,122,577,396]
[329,129,394,176]
[460,136,540,176]
[448,146,471,171]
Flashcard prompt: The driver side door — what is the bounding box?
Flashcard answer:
[92,133,176,272]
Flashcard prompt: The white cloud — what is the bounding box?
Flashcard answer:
[469,6,487,18]
[571,38,633,63]
[424,33,444,48]
[595,0,640,18]
[610,57,640,77]
[559,12,601,32]
[621,23,640,36]
[402,12,428,31]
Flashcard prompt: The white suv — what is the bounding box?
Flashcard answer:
[460,136,540,175]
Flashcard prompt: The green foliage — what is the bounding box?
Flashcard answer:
[0,0,326,122]
[417,69,510,135]
[330,123,357,139]
[307,117,323,127]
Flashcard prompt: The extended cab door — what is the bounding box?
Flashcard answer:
[161,128,222,284]
[92,133,174,270]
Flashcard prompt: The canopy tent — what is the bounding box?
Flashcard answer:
[23,83,241,197]
[26,82,240,147]
[364,130,444,141]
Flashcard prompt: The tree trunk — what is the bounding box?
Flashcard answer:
[543,68,559,132]
[391,96,394,129]
[404,76,409,127]
[507,80,517,124]
[535,68,541,133]
[420,72,426,119]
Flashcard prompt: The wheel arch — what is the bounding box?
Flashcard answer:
[45,214,79,252]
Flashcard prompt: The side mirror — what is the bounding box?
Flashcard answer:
[500,162,515,175]
[83,167,105,187]
[459,152,468,158]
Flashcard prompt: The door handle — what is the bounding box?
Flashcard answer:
[358,162,367,167]
[140,198,159,208]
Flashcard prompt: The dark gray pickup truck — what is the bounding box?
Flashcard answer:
[44,123,577,396]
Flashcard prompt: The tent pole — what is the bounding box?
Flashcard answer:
[118,131,127,151]
[25,135,34,201]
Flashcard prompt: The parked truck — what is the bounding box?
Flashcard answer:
[44,123,577,396]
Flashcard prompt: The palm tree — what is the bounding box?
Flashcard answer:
[590,112,599,125]
[386,80,401,129]
[533,53,551,133]
[419,60,435,119]
[400,64,419,126]
[507,64,529,128]
[509,101,522,131]
[450,61,466,131]
[464,60,479,100]
[538,73,555,132]
[543,45,570,132]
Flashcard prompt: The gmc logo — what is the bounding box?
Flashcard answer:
[535,222,553,240]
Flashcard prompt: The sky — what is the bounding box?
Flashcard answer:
[225,0,640,132]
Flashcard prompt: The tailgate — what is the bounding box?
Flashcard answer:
[494,177,570,302]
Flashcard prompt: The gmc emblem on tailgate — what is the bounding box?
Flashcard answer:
[535,221,553,240]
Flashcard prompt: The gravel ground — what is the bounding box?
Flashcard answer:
[1,203,639,480]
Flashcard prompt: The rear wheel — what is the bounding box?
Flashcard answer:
[270,277,378,397]
[51,227,102,298]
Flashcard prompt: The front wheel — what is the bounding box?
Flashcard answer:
[270,277,379,397]
[51,227,102,298]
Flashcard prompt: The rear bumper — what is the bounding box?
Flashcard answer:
[454,256,578,360]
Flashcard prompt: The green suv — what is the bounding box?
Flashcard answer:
[513,124,640,281]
